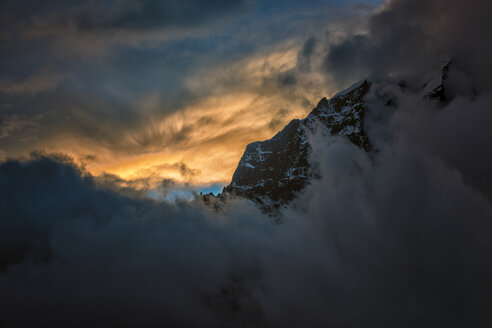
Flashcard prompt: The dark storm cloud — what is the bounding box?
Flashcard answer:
[0,154,271,326]
[288,130,492,327]
[0,0,247,95]
[311,0,492,90]
[0,0,245,33]
[74,0,245,32]
[390,90,492,200]
[297,36,316,71]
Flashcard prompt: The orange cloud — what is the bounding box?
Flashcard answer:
[9,43,332,189]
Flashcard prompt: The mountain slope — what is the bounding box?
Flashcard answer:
[222,80,372,211]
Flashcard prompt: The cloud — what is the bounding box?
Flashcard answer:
[2,80,492,326]
[0,154,271,326]
[74,0,245,32]
[274,84,492,326]
[268,108,289,131]
[2,0,246,39]
[309,0,492,91]
[389,91,492,200]
[0,114,42,139]
[2,1,492,326]
[0,68,64,95]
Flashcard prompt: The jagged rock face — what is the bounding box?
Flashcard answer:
[305,79,371,151]
[223,118,311,210]
[223,80,372,211]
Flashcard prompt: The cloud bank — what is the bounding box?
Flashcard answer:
[2,87,492,327]
[300,0,492,91]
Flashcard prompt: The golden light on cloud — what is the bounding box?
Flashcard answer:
[35,42,331,190]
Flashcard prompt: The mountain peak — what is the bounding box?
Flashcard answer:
[222,79,373,212]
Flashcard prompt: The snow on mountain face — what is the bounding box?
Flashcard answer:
[222,80,372,211]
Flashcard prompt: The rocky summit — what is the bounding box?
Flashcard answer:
[221,79,372,212]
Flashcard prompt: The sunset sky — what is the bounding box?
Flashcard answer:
[0,0,384,192]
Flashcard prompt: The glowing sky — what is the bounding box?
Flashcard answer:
[0,0,384,190]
